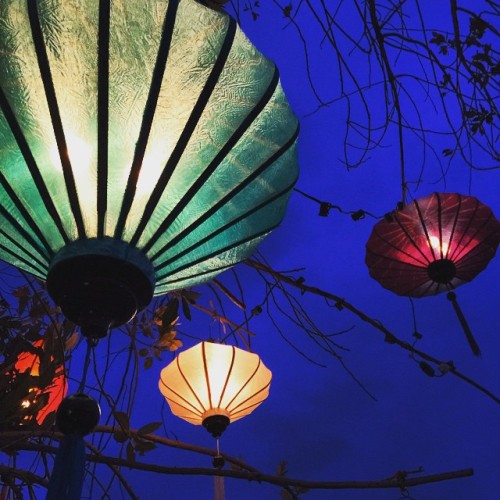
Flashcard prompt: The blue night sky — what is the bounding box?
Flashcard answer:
[117,2,500,499]
[3,1,500,499]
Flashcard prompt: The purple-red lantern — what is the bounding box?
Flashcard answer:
[365,192,500,356]
[365,192,500,298]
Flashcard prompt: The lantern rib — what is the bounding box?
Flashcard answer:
[225,358,261,412]
[0,87,69,246]
[170,355,207,414]
[27,1,86,239]
[437,193,444,259]
[128,18,239,248]
[216,345,236,409]
[153,176,298,272]
[367,225,430,268]
[413,197,437,263]
[454,239,499,275]
[156,222,281,287]
[449,198,483,263]
[0,173,52,256]
[366,247,430,269]
[202,342,213,410]
[97,0,111,238]
[445,194,463,261]
[0,230,47,276]
[228,381,272,415]
[113,0,179,241]
[156,261,235,290]
[0,197,50,261]
[146,123,299,258]
[447,196,477,262]
[158,377,204,418]
[230,389,271,418]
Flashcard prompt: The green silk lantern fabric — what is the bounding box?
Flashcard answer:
[0,0,298,293]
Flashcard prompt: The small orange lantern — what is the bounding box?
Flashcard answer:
[15,340,67,425]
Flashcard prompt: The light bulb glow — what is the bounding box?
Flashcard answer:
[428,235,449,256]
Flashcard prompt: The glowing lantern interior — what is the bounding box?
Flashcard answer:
[159,342,272,427]
[14,340,67,425]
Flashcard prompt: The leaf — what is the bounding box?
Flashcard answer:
[251,305,262,316]
[12,286,30,315]
[430,32,445,46]
[126,441,136,463]
[469,15,488,39]
[181,290,201,304]
[133,438,157,455]
[137,421,162,435]
[419,361,435,377]
[114,411,130,432]
[144,356,153,369]
[64,331,79,351]
[160,299,179,326]
[277,460,288,476]
[138,348,149,357]
[156,332,183,352]
[181,297,192,321]
[114,430,128,443]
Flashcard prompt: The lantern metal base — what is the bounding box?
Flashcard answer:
[427,258,456,284]
[202,415,230,438]
[47,254,154,339]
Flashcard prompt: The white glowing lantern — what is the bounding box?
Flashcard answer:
[159,342,272,437]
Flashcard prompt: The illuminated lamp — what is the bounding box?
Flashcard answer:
[0,0,299,340]
[366,192,500,355]
[15,339,67,425]
[159,341,272,437]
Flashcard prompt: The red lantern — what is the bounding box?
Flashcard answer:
[15,340,67,425]
[365,192,500,354]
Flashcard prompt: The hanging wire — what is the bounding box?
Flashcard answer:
[77,339,96,393]
[213,437,225,500]
[293,188,382,219]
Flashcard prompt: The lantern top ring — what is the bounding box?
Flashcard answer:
[47,238,155,339]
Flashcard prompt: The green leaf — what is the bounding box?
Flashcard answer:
[138,348,149,357]
[137,421,162,435]
[144,356,153,369]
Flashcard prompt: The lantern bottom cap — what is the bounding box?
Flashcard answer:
[427,258,456,284]
[202,414,230,438]
[47,250,154,339]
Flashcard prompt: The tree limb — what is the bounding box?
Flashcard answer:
[245,258,500,404]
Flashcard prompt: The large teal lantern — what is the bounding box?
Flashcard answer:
[0,0,299,337]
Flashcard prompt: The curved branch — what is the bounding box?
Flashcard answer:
[244,259,500,405]
[0,464,48,487]
[4,440,474,493]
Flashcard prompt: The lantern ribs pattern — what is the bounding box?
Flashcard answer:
[159,342,272,426]
[366,192,500,297]
[0,0,299,295]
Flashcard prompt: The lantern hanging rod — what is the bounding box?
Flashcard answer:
[447,291,481,357]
